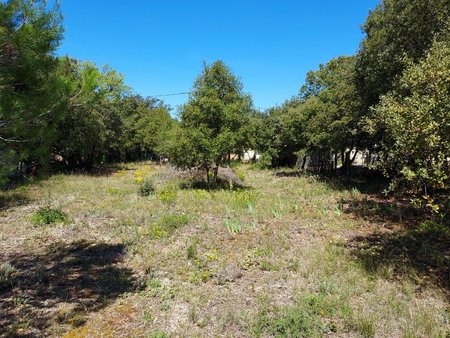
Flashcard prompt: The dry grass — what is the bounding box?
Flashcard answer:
[0,162,448,337]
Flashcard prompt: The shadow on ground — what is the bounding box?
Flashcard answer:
[51,163,127,178]
[339,196,423,227]
[274,166,389,195]
[348,228,450,297]
[0,240,137,337]
[341,196,449,298]
[0,192,31,211]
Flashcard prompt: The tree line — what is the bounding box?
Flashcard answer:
[1,0,449,213]
[0,0,174,181]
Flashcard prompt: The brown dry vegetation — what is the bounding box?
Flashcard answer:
[0,162,448,337]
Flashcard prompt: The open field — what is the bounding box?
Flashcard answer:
[0,162,449,337]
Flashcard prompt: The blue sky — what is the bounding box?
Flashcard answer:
[57,1,379,111]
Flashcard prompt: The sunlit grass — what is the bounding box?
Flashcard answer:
[1,162,448,337]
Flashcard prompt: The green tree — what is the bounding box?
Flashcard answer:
[169,61,252,185]
[52,58,129,168]
[356,0,449,109]
[372,39,450,211]
[0,0,63,180]
[120,95,174,161]
[300,56,365,173]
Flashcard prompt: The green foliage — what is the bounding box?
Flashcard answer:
[121,95,174,161]
[254,56,365,171]
[168,61,253,184]
[356,0,449,109]
[149,331,169,338]
[372,39,450,210]
[51,58,130,168]
[0,0,63,177]
[138,178,155,197]
[31,207,67,225]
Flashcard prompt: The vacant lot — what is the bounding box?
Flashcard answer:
[1,163,448,337]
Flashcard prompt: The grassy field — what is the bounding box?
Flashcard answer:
[0,162,448,337]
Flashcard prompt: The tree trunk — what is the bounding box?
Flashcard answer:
[344,150,351,182]
[301,155,307,170]
[213,159,220,184]
[205,165,210,190]
[350,149,358,164]
[334,152,338,172]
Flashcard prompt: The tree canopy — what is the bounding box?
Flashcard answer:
[169,61,252,185]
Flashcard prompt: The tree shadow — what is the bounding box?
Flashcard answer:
[177,166,250,191]
[274,171,301,178]
[274,165,450,297]
[0,240,137,336]
[178,178,249,191]
[341,194,449,297]
[339,196,422,227]
[50,163,127,178]
[0,192,31,211]
[347,228,450,298]
[274,167,389,195]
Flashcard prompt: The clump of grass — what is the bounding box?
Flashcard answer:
[229,190,255,209]
[0,263,16,286]
[150,214,189,238]
[138,178,155,197]
[106,187,122,195]
[224,218,242,234]
[270,197,284,219]
[31,207,67,225]
[252,295,334,337]
[259,260,281,272]
[186,243,198,260]
[158,184,178,203]
[348,312,377,338]
[149,331,169,338]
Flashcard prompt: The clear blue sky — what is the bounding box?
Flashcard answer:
[57,1,379,111]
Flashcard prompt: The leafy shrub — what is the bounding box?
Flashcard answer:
[31,207,67,225]
[139,179,155,197]
[373,39,450,213]
[234,167,246,181]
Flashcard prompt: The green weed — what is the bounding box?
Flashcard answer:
[31,207,67,225]
[138,178,155,196]
[252,295,333,337]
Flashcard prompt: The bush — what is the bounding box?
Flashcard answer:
[138,179,155,197]
[373,39,450,212]
[31,207,67,225]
